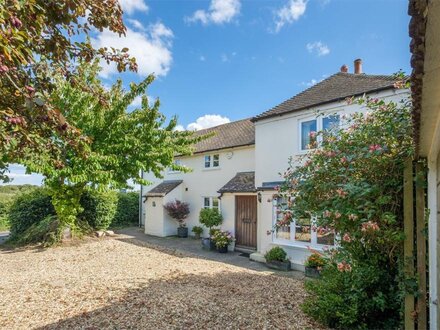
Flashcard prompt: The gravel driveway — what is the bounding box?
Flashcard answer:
[0,235,323,329]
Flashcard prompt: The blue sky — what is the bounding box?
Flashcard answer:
[4,0,411,185]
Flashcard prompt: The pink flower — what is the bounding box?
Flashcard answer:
[340,157,348,164]
[336,188,347,198]
[337,261,352,272]
[323,210,332,218]
[369,144,382,153]
[326,151,337,157]
[361,221,380,232]
[342,233,352,243]
[334,212,341,219]
[304,160,312,167]
[309,131,317,138]
[348,214,358,221]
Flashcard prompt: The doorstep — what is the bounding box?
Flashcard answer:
[249,252,266,263]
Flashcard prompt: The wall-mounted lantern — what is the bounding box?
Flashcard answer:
[152,201,156,207]
[257,192,262,203]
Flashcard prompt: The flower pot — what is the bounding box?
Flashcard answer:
[194,233,201,240]
[305,266,320,278]
[177,227,188,238]
[201,237,211,250]
[266,260,291,271]
[217,245,228,253]
[228,240,235,252]
[209,239,217,251]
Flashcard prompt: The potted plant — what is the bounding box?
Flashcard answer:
[164,200,190,238]
[264,246,291,271]
[192,226,203,239]
[211,230,234,253]
[304,252,326,278]
[199,208,223,250]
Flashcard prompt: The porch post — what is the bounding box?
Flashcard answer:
[415,161,427,329]
[404,159,415,330]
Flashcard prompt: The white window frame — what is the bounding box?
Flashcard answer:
[203,153,220,169]
[298,113,341,153]
[168,159,182,174]
[271,197,334,250]
[203,196,221,211]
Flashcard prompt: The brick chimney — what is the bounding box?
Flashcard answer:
[354,58,362,74]
[340,64,348,73]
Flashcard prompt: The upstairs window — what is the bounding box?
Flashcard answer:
[204,154,220,168]
[300,114,340,151]
[168,159,182,174]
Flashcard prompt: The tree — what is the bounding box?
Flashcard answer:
[0,0,137,181]
[20,61,201,237]
[277,85,413,328]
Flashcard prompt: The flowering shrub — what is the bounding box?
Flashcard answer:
[277,86,413,328]
[264,246,287,262]
[164,200,190,228]
[211,230,234,248]
[304,252,326,269]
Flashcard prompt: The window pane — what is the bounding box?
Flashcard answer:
[323,115,340,131]
[301,120,317,150]
[276,225,291,240]
[204,197,210,208]
[212,198,219,209]
[317,228,335,245]
[204,155,211,168]
[295,218,311,242]
[213,154,219,167]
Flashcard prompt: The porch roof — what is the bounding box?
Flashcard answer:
[145,180,183,197]
[218,172,256,193]
[256,181,284,191]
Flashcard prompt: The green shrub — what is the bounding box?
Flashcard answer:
[0,195,14,231]
[264,246,287,262]
[199,208,222,230]
[302,263,401,329]
[9,215,61,246]
[192,225,203,236]
[8,187,55,238]
[79,189,118,230]
[111,192,139,228]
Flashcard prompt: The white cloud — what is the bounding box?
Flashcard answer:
[306,41,330,56]
[301,74,328,87]
[185,115,231,131]
[174,125,185,132]
[221,54,229,62]
[186,0,241,25]
[119,0,148,15]
[274,0,307,33]
[127,18,146,31]
[92,22,174,78]
[199,55,206,61]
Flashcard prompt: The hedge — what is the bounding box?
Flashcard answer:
[78,190,118,230]
[111,192,139,228]
[8,188,139,244]
[8,188,56,238]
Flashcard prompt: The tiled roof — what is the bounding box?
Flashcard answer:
[253,73,398,121]
[192,118,255,154]
[145,180,183,197]
[218,172,256,193]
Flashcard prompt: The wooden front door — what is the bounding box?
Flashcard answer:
[235,196,257,249]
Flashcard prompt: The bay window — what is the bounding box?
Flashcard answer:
[273,197,334,248]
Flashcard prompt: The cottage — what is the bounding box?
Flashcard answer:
[141,59,410,270]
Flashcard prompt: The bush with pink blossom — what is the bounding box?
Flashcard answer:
[277,77,414,329]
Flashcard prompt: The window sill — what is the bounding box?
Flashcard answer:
[272,239,332,252]
[202,167,221,171]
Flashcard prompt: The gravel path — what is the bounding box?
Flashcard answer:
[0,235,324,329]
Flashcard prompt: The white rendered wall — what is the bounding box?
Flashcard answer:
[255,89,410,264]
